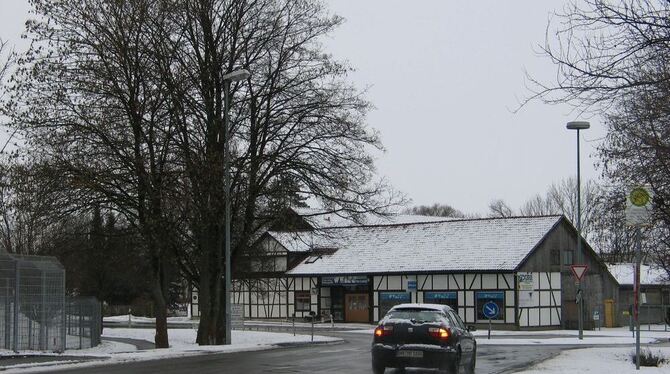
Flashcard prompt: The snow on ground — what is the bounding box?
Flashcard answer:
[517,346,670,373]
[102,327,339,350]
[0,328,340,373]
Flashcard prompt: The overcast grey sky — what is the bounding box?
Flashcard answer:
[0,1,604,216]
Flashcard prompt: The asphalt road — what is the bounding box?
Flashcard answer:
[48,331,564,374]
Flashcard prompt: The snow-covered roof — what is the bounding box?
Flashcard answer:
[291,207,450,229]
[607,263,669,286]
[267,231,340,253]
[276,216,563,275]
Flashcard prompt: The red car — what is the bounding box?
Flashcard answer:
[371,303,476,374]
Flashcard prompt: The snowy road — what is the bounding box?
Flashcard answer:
[45,331,565,374]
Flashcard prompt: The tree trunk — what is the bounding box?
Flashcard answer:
[152,266,169,349]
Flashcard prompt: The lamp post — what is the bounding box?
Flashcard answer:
[222,68,250,345]
[566,120,589,340]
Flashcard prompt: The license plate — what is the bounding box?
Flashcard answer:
[397,350,423,358]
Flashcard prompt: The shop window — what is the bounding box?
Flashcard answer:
[475,291,505,321]
[563,250,574,265]
[550,249,560,266]
[295,291,311,311]
[378,292,410,318]
[423,291,458,312]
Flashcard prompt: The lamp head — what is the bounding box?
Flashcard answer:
[566,121,590,130]
[222,69,251,82]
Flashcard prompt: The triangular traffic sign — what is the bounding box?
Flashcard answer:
[570,265,588,281]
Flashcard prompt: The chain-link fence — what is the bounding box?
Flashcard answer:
[0,252,101,352]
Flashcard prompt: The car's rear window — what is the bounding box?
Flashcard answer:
[385,309,445,323]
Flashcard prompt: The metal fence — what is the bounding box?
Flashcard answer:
[635,304,670,331]
[0,252,101,352]
[66,297,102,349]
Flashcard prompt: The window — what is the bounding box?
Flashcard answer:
[563,250,574,265]
[423,291,458,312]
[378,292,411,318]
[475,291,505,321]
[295,291,311,311]
[385,309,444,323]
[550,249,560,266]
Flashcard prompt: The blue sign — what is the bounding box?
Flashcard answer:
[482,301,500,319]
[476,291,504,300]
[380,292,411,302]
[406,280,417,292]
[424,292,457,300]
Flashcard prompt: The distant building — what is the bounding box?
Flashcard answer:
[608,263,670,327]
[191,209,620,330]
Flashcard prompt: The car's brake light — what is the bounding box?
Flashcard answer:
[374,325,393,337]
[428,327,450,340]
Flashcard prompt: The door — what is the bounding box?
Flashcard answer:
[345,293,369,322]
[604,299,615,328]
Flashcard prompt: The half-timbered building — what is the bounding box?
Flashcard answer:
[191,211,620,330]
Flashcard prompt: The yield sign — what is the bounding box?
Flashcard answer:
[570,265,588,281]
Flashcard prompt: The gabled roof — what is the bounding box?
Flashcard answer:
[266,231,338,253]
[608,263,669,286]
[275,215,564,275]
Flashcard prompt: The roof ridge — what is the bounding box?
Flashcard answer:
[320,214,564,230]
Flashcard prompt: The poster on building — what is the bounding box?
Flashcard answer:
[517,272,535,307]
[517,272,534,291]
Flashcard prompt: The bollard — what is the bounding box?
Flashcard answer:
[292,312,296,336]
[309,311,316,342]
[330,313,334,328]
[488,318,491,340]
[128,308,132,328]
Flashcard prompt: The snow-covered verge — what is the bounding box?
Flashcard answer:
[0,329,341,373]
[0,339,136,358]
[104,315,194,325]
[517,346,670,373]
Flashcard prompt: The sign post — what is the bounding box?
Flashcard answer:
[570,264,588,340]
[482,301,499,340]
[593,310,600,331]
[625,185,653,371]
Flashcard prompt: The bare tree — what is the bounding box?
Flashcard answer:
[158,0,402,345]
[6,0,181,348]
[406,203,468,218]
[491,178,600,240]
[6,0,402,348]
[527,0,670,271]
[488,199,514,218]
[526,0,670,112]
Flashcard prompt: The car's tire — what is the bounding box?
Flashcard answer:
[372,360,385,374]
[465,350,476,374]
[440,348,461,374]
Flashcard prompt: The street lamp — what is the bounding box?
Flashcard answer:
[566,120,589,340]
[223,68,250,345]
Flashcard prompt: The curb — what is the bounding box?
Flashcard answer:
[274,339,345,348]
